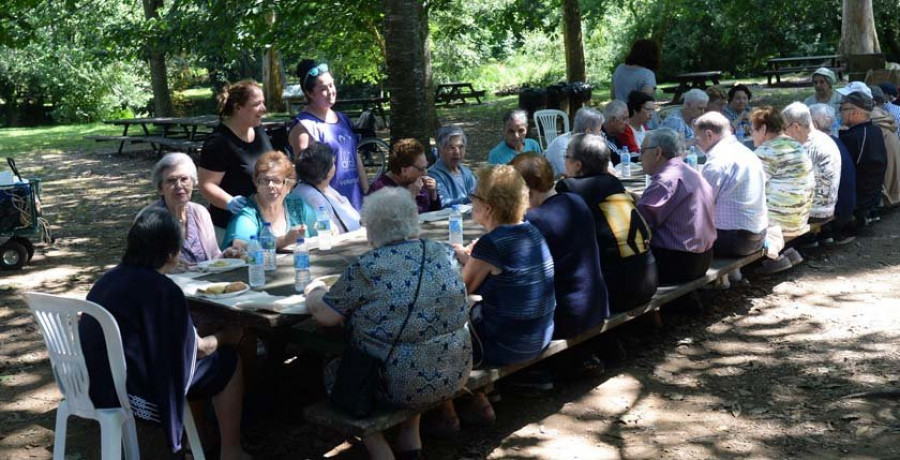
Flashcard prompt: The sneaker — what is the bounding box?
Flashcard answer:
[753,254,792,275]
[783,248,803,266]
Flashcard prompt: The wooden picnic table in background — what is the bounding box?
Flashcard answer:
[85,115,288,157]
[664,71,722,104]
[764,54,844,86]
[435,82,486,105]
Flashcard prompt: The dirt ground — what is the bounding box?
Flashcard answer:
[2,94,900,459]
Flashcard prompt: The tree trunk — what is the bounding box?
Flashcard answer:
[562,0,586,118]
[141,0,173,117]
[383,0,435,149]
[839,0,881,56]
[262,11,286,113]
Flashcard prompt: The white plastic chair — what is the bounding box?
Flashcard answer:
[25,292,205,460]
[534,109,570,150]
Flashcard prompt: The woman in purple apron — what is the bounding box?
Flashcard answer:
[287,59,367,210]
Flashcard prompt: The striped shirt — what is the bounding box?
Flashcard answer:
[470,222,555,366]
[638,157,717,253]
[700,135,768,233]
[754,135,815,236]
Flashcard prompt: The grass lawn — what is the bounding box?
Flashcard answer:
[0,122,123,157]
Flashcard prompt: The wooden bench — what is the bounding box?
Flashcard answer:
[303,224,835,436]
[664,71,722,104]
[435,82,486,105]
[764,55,844,86]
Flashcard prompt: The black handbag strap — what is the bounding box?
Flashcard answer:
[383,240,427,364]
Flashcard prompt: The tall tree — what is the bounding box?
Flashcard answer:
[262,11,285,113]
[383,0,435,147]
[839,0,881,56]
[141,0,173,117]
[562,0,586,117]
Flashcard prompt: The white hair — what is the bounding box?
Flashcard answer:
[781,102,813,128]
[573,107,604,133]
[645,128,683,159]
[603,100,629,120]
[683,88,710,106]
[809,104,836,132]
[361,187,421,247]
[151,152,197,190]
[692,111,732,135]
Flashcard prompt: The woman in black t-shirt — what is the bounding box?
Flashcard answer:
[198,80,273,232]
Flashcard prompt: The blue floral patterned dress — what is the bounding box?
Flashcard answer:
[323,239,472,409]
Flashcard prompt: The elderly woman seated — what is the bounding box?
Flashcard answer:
[148,152,241,266]
[222,150,317,249]
[488,109,542,165]
[291,143,361,233]
[638,128,717,284]
[434,165,556,427]
[724,84,753,133]
[510,153,608,339]
[369,138,442,213]
[80,208,248,459]
[429,125,477,207]
[305,187,472,460]
[544,107,605,177]
[627,90,656,147]
[556,134,658,312]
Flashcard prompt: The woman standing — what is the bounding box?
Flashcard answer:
[287,59,367,210]
[198,80,272,237]
[612,39,660,102]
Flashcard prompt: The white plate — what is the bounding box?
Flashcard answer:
[195,284,251,299]
[196,258,246,272]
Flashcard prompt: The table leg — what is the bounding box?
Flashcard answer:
[117,125,129,155]
[238,328,257,392]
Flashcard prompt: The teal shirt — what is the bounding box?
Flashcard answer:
[488,138,542,165]
[221,194,318,249]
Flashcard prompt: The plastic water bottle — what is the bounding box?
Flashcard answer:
[259,222,277,271]
[620,146,631,178]
[685,146,699,170]
[293,238,310,293]
[449,205,463,246]
[736,123,745,141]
[247,236,265,288]
[315,205,332,251]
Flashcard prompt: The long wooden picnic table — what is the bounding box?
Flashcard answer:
[87,116,289,157]
[665,71,722,104]
[764,54,844,86]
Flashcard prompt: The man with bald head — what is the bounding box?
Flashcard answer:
[693,111,767,257]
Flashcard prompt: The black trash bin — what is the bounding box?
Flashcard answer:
[545,82,569,112]
[518,87,547,119]
[567,81,593,103]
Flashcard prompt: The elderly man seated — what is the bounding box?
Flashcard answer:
[662,88,708,144]
[638,128,716,284]
[544,107,604,177]
[429,125,477,208]
[693,112,767,257]
[804,68,842,113]
[868,85,900,207]
[810,104,857,245]
[781,102,842,224]
[877,82,900,129]
[836,83,887,225]
[601,100,636,164]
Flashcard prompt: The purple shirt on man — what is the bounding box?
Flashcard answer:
[638,156,717,253]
